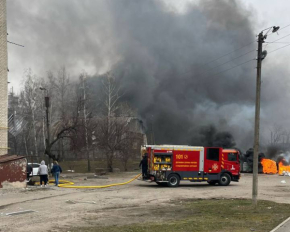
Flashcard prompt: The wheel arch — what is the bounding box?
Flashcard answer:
[167,172,181,181]
[220,170,233,180]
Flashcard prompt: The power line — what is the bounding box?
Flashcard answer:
[209,58,254,78]
[267,23,290,38]
[265,42,290,44]
[275,23,290,32]
[207,26,290,74]
[202,24,290,68]
[209,49,256,70]
[200,41,255,67]
[7,40,24,47]
[268,43,290,54]
[281,23,290,30]
[209,38,290,78]
[181,24,290,78]
[210,28,290,71]
[265,32,290,47]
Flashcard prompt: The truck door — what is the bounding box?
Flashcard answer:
[204,148,221,174]
[224,152,240,176]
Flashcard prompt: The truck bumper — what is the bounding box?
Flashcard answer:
[232,175,240,182]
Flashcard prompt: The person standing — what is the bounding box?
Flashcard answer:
[51,160,62,186]
[139,153,148,180]
[37,160,48,187]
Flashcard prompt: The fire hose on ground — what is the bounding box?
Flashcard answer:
[34,173,141,189]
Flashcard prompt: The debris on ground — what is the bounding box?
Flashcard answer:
[281,180,286,184]
[282,171,290,176]
[65,200,96,204]
[6,210,36,216]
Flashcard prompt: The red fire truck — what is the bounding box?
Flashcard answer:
[141,145,240,187]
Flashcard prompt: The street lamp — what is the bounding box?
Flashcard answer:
[39,87,51,167]
[252,26,279,206]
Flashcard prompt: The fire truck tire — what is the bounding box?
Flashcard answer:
[167,174,180,187]
[218,173,231,186]
[207,180,218,185]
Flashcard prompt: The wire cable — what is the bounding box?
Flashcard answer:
[203,23,290,67]
[208,27,290,71]
[181,23,290,78]
[209,38,290,78]
[209,58,255,78]
[200,41,255,67]
[209,49,256,70]
[267,23,290,39]
[268,43,290,54]
[265,42,290,44]
[207,24,290,75]
[201,24,290,66]
[265,32,290,48]
[7,40,24,47]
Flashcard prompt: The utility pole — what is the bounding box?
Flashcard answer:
[252,26,279,206]
[45,95,51,166]
[252,32,263,206]
[81,74,90,172]
[40,87,51,166]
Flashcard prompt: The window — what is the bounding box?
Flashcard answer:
[228,153,237,161]
[206,148,219,161]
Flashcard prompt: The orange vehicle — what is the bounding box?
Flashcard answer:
[141,145,240,187]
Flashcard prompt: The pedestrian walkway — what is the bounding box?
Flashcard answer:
[270,217,290,232]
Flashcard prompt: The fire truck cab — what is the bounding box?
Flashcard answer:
[141,145,240,187]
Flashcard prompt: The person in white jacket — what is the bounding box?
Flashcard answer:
[37,160,48,187]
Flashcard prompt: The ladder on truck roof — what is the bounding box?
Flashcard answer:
[144,145,204,151]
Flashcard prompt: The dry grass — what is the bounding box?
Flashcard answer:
[70,199,290,232]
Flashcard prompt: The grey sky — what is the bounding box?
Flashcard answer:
[7,0,290,91]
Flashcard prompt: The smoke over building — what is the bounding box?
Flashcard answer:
[7,0,290,150]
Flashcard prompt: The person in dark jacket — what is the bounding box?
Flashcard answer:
[26,164,33,181]
[139,153,148,180]
[51,160,62,186]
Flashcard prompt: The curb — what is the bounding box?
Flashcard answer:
[270,217,290,232]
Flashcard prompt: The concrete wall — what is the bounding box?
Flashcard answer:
[0,0,8,156]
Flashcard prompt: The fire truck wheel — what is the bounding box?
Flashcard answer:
[207,180,218,185]
[218,173,231,186]
[167,174,180,187]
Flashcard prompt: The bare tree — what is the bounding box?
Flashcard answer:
[94,73,138,171]
[19,70,43,158]
[269,124,285,144]
[80,72,91,171]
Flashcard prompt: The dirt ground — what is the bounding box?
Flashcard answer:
[1,172,290,232]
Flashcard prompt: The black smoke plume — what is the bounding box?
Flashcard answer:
[87,0,255,148]
[189,125,236,148]
[277,156,289,166]
[12,0,286,149]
